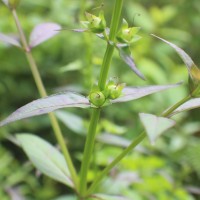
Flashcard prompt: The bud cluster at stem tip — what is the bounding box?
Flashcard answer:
[81,11,106,33]
[116,19,141,44]
[89,78,125,107]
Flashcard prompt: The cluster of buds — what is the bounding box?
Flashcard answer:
[116,19,141,44]
[89,78,125,107]
[82,11,106,33]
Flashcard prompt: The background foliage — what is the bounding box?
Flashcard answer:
[0,0,200,199]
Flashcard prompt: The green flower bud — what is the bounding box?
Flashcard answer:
[82,11,106,33]
[104,78,125,100]
[107,83,125,99]
[89,91,106,107]
[116,19,141,44]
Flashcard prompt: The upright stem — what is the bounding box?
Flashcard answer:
[79,109,101,195]
[79,0,124,197]
[161,94,191,117]
[11,9,79,189]
[87,94,192,194]
[98,0,124,90]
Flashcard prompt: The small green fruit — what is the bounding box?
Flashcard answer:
[106,84,125,99]
[89,91,106,107]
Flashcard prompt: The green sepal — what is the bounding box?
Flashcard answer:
[116,19,141,44]
[104,78,126,100]
[82,11,106,33]
[89,91,106,107]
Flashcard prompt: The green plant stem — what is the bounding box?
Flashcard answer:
[86,131,146,195]
[11,9,79,189]
[79,0,124,197]
[98,0,124,91]
[79,0,93,89]
[86,94,192,194]
[161,94,191,117]
[79,108,101,195]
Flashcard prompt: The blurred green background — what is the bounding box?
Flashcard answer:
[0,0,200,199]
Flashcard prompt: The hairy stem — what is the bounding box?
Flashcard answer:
[11,9,79,189]
[79,0,124,196]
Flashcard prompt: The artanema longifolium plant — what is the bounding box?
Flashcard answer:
[1,0,200,199]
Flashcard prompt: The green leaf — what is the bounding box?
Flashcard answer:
[139,113,176,145]
[59,60,83,72]
[152,34,200,93]
[171,98,200,116]
[97,133,130,147]
[52,195,76,200]
[55,110,86,134]
[17,134,74,188]
[0,92,90,127]
[91,194,131,200]
[111,82,181,103]
[117,46,145,80]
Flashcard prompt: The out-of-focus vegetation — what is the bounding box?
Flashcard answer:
[0,0,200,199]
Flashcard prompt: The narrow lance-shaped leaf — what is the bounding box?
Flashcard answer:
[139,113,176,145]
[29,22,61,48]
[17,134,74,187]
[151,34,200,86]
[0,92,90,127]
[170,97,200,116]
[117,45,145,80]
[0,33,21,47]
[111,82,182,103]
[91,194,131,200]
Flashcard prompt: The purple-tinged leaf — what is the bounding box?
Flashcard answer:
[111,82,182,103]
[0,92,90,127]
[96,28,110,40]
[139,113,176,145]
[151,34,200,82]
[71,28,88,32]
[0,33,21,47]
[117,46,145,80]
[29,23,61,48]
[97,133,144,152]
[170,98,200,116]
[1,0,9,6]
[91,194,131,200]
[97,133,130,148]
[17,134,74,187]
